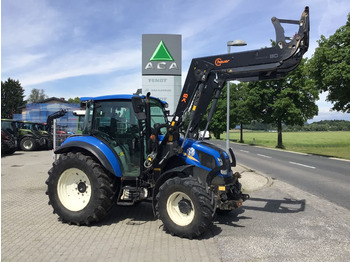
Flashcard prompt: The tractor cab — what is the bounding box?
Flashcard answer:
[77,95,168,177]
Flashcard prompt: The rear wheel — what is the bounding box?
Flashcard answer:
[46,152,117,225]
[156,176,214,239]
[20,137,37,151]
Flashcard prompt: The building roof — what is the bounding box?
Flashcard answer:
[18,97,71,109]
[40,97,70,103]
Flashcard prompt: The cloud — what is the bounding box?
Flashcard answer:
[175,1,243,41]
[2,0,350,123]
[3,0,245,88]
[316,0,350,37]
[2,0,138,86]
[2,0,63,51]
[102,72,143,96]
[3,53,47,72]
[19,46,141,87]
[309,111,350,122]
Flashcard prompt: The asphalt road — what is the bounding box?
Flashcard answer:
[2,150,350,261]
[211,140,350,210]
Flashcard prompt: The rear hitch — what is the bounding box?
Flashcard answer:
[218,198,243,210]
[216,186,250,210]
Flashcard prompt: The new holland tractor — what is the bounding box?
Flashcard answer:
[46,7,309,238]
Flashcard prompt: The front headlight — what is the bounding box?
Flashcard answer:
[217,157,223,166]
[220,169,228,175]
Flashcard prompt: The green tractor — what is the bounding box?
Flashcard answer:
[1,119,38,151]
[16,121,46,151]
[33,122,53,149]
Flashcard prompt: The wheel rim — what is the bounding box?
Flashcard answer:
[57,168,91,211]
[23,140,33,150]
[166,192,195,226]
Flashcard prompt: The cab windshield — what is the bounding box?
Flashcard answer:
[149,99,168,133]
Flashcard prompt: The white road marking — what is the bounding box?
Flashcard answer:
[289,161,316,169]
[257,154,272,159]
[240,150,249,153]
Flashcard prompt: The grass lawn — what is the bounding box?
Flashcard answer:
[220,131,350,160]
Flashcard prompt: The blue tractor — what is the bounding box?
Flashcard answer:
[46,7,309,238]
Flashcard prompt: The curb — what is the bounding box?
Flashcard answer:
[236,164,273,193]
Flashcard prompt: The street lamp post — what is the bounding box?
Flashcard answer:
[226,40,247,153]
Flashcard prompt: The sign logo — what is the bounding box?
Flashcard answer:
[215,58,230,67]
[181,93,188,103]
[145,41,178,71]
[150,41,174,61]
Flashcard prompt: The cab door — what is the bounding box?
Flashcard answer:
[92,100,141,176]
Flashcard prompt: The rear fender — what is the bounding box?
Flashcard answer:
[19,130,40,139]
[55,136,122,177]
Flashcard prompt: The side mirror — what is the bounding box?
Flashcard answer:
[132,96,146,120]
[229,148,236,167]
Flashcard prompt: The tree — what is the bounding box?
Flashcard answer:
[230,82,252,143]
[1,78,26,119]
[307,13,350,113]
[204,84,237,139]
[201,82,252,140]
[28,88,48,103]
[247,59,319,148]
[68,97,81,103]
[201,88,227,139]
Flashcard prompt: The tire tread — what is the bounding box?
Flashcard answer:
[46,152,117,226]
[156,176,214,239]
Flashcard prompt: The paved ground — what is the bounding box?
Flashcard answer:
[2,150,350,261]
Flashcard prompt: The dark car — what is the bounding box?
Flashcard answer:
[1,129,17,155]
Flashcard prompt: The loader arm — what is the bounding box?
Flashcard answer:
[46,109,68,133]
[153,7,309,166]
[172,6,309,138]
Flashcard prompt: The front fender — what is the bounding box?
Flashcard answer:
[55,136,122,177]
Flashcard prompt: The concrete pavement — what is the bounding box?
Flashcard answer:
[2,150,349,261]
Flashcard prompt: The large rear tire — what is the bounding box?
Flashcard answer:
[20,137,38,151]
[156,176,214,239]
[46,152,117,225]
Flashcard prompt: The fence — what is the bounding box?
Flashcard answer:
[12,102,82,156]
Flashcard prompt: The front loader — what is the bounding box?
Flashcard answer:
[46,7,310,238]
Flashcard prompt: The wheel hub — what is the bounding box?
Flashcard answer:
[166,191,195,226]
[77,182,87,193]
[178,198,192,215]
[57,168,91,212]
[23,140,33,149]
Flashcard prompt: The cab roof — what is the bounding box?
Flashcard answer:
[80,94,166,105]
[80,94,134,101]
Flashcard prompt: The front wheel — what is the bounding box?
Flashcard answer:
[156,177,214,239]
[46,152,117,225]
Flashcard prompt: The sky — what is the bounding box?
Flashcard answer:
[1,0,350,122]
